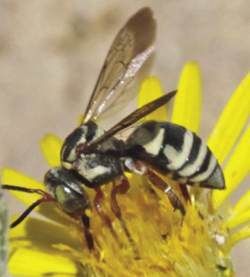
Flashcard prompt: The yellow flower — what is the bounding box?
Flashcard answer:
[2,62,250,277]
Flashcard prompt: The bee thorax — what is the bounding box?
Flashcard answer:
[72,153,123,187]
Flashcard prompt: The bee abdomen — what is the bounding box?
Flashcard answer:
[160,122,225,189]
[128,121,225,190]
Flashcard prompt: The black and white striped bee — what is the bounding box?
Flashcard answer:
[3,7,225,253]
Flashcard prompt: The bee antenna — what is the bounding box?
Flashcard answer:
[10,199,42,228]
[2,184,56,228]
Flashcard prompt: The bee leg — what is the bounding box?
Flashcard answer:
[179,185,191,203]
[2,185,55,227]
[94,187,120,243]
[144,170,186,216]
[80,214,94,251]
[125,161,186,216]
[110,176,140,259]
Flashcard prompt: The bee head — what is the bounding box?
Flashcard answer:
[44,167,90,215]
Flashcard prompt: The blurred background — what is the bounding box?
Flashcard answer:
[0,0,250,275]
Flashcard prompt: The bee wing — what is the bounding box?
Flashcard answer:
[78,90,177,154]
[83,7,156,123]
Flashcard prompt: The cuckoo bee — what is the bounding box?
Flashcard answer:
[3,7,225,253]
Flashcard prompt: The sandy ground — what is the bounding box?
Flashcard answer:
[0,1,250,276]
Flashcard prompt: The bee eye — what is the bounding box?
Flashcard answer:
[55,184,89,214]
[44,167,90,215]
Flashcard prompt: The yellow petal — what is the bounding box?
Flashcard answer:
[138,76,168,121]
[40,134,63,167]
[224,224,250,255]
[9,248,79,277]
[227,212,250,230]
[171,62,201,134]
[78,114,84,125]
[210,124,250,211]
[9,216,81,251]
[226,185,250,229]
[207,73,250,165]
[232,188,250,217]
[2,168,45,204]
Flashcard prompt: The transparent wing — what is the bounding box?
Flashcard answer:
[83,7,156,123]
[77,90,177,154]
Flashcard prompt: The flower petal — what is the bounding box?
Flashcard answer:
[210,124,250,211]
[138,76,168,121]
[227,212,250,230]
[40,134,63,167]
[9,248,79,277]
[224,224,250,255]
[2,168,45,204]
[207,73,250,165]
[226,185,250,229]
[171,62,201,134]
[232,189,250,217]
[8,217,91,276]
[9,216,81,252]
[78,114,84,125]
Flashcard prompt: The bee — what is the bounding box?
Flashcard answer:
[3,7,225,254]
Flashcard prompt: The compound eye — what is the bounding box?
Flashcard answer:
[44,167,90,215]
[55,184,90,214]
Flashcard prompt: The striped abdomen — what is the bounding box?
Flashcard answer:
[126,121,225,190]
